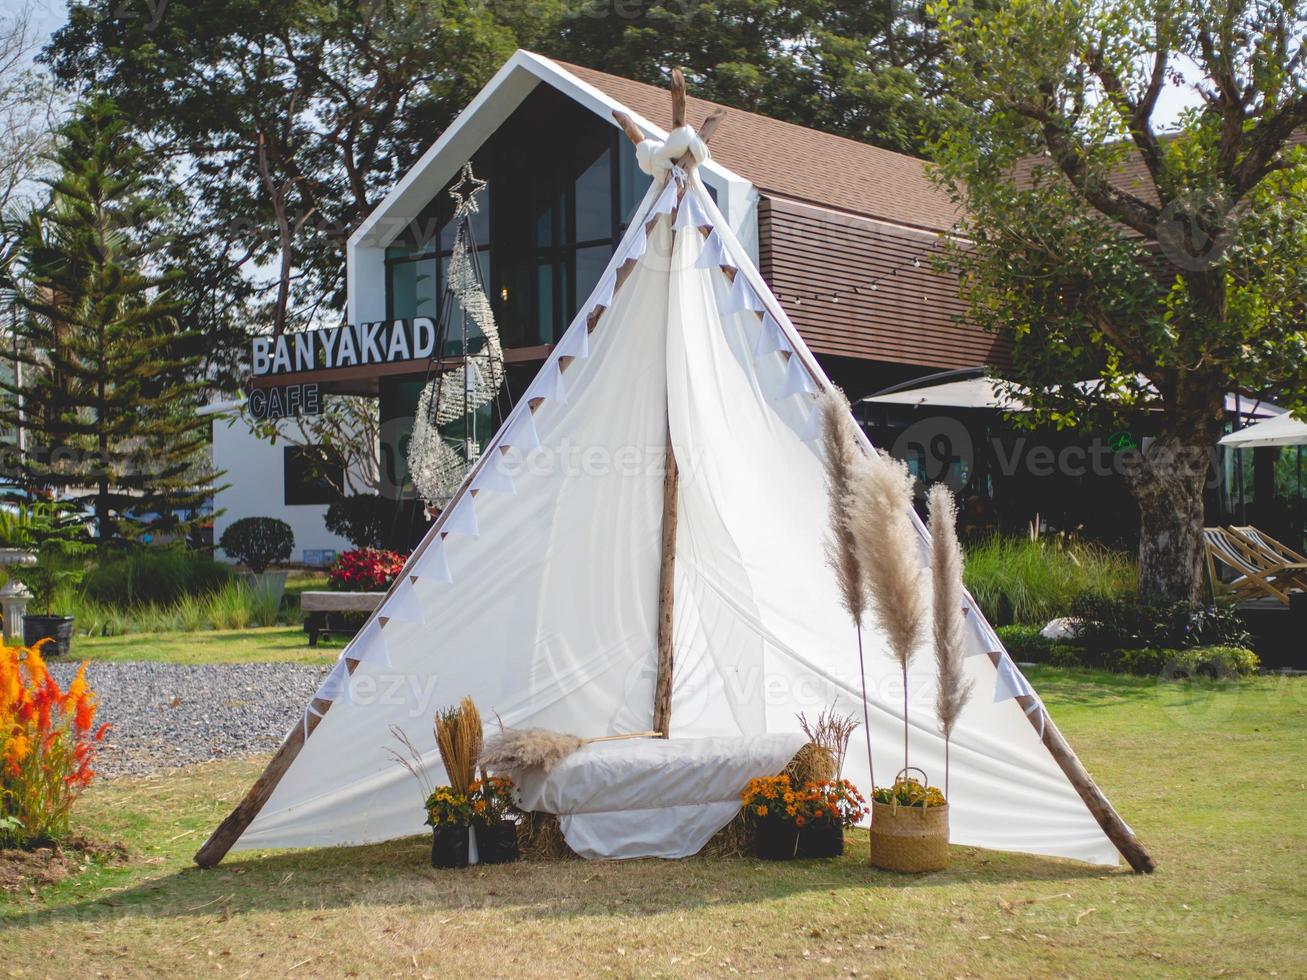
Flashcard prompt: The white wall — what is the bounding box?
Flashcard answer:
[211,417,356,564]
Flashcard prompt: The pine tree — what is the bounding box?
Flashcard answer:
[0,96,210,543]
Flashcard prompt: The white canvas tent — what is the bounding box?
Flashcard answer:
[197,110,1151,873]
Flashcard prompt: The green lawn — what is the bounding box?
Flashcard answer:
[1,668,1304,976]
[71,626,342,665]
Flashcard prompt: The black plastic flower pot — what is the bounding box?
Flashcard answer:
[753,816,800,860]
[797,820,844,858]
[473,819,520,865]
[23,615,75,657]
[430,824,470,869]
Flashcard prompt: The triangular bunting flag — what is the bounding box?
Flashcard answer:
[776,354,817,399]
[798,406,823,442]
[441,495,479,538]
[501,409,541,452]
[412,538,452,583]
[695,229,725,269]
[386,577,426,625]
[471,455,516,495]
[353,619,392,669]
[753,312,791,359]
[994,654,1036,702]
[723,271,764,315]
[590,272,616,312]
[316,659,354,706]
[650,178,679,218]
[673,191,709,232]
[554,322,589,361]
[622,220,648,263]
[532,362,568,406]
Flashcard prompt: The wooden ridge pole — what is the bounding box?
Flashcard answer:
[652,441,679,738]
[986,651,1157,873]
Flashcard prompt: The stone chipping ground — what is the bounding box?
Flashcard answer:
[46,661,329,777]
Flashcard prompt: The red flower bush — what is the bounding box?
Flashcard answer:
[1,642,109,847]
[329,549,408,592]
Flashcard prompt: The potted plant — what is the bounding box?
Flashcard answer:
[6,503,93,656]
[742,775,802,860]
[425,786,473,869]
[469,775,519,864]
[19,536,93,657]
[218,517,294,606]
[796,779,867,858]
[868,770,950,873]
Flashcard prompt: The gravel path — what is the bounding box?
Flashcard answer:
[46,662,328,777]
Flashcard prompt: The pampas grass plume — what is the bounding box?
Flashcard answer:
[856,454,927,670]
[819,388,867,622]
[928,484,973,749]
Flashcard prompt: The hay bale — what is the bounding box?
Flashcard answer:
[698,809,754,858]
[784,742,836,787]
[515,811,578,861]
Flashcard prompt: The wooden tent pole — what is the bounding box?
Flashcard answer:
[986,651,1157,873]
[652,440,679,738]
[195,652,364,867]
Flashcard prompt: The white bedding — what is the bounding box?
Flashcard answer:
[512,733,806,859]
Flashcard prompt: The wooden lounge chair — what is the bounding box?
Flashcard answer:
[1230,525,1307,567]
[1203,527,1307,605]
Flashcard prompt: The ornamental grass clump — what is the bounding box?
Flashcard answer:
[0,642,109,848]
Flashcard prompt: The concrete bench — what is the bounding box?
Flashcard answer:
[300,591,385,646]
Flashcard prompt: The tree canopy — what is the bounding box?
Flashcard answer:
[929,0,1307,601]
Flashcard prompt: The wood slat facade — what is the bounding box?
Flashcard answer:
[758,196,1011,373]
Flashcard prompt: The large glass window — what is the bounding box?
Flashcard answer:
[384,86,652,356]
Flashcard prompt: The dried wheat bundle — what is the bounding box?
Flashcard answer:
[798,705,860,780]
[854,452,927,774]
[928,484,974,795]
[434,697,482,795]
[480,727,586,775]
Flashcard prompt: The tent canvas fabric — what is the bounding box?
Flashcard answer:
[208,163,1127,869]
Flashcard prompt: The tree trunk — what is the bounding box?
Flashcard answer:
[1121,438,1212,605]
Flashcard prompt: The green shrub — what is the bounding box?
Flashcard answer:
[1103,646,1260,678]
[219,518,294,573]
[325,494,390,549]
[963,535,1136,627]
[995,624,1058,662]
[1070,596,1251,652]
[82,548,235,607]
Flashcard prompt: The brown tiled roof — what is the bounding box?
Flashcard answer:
[555,59,962,234]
